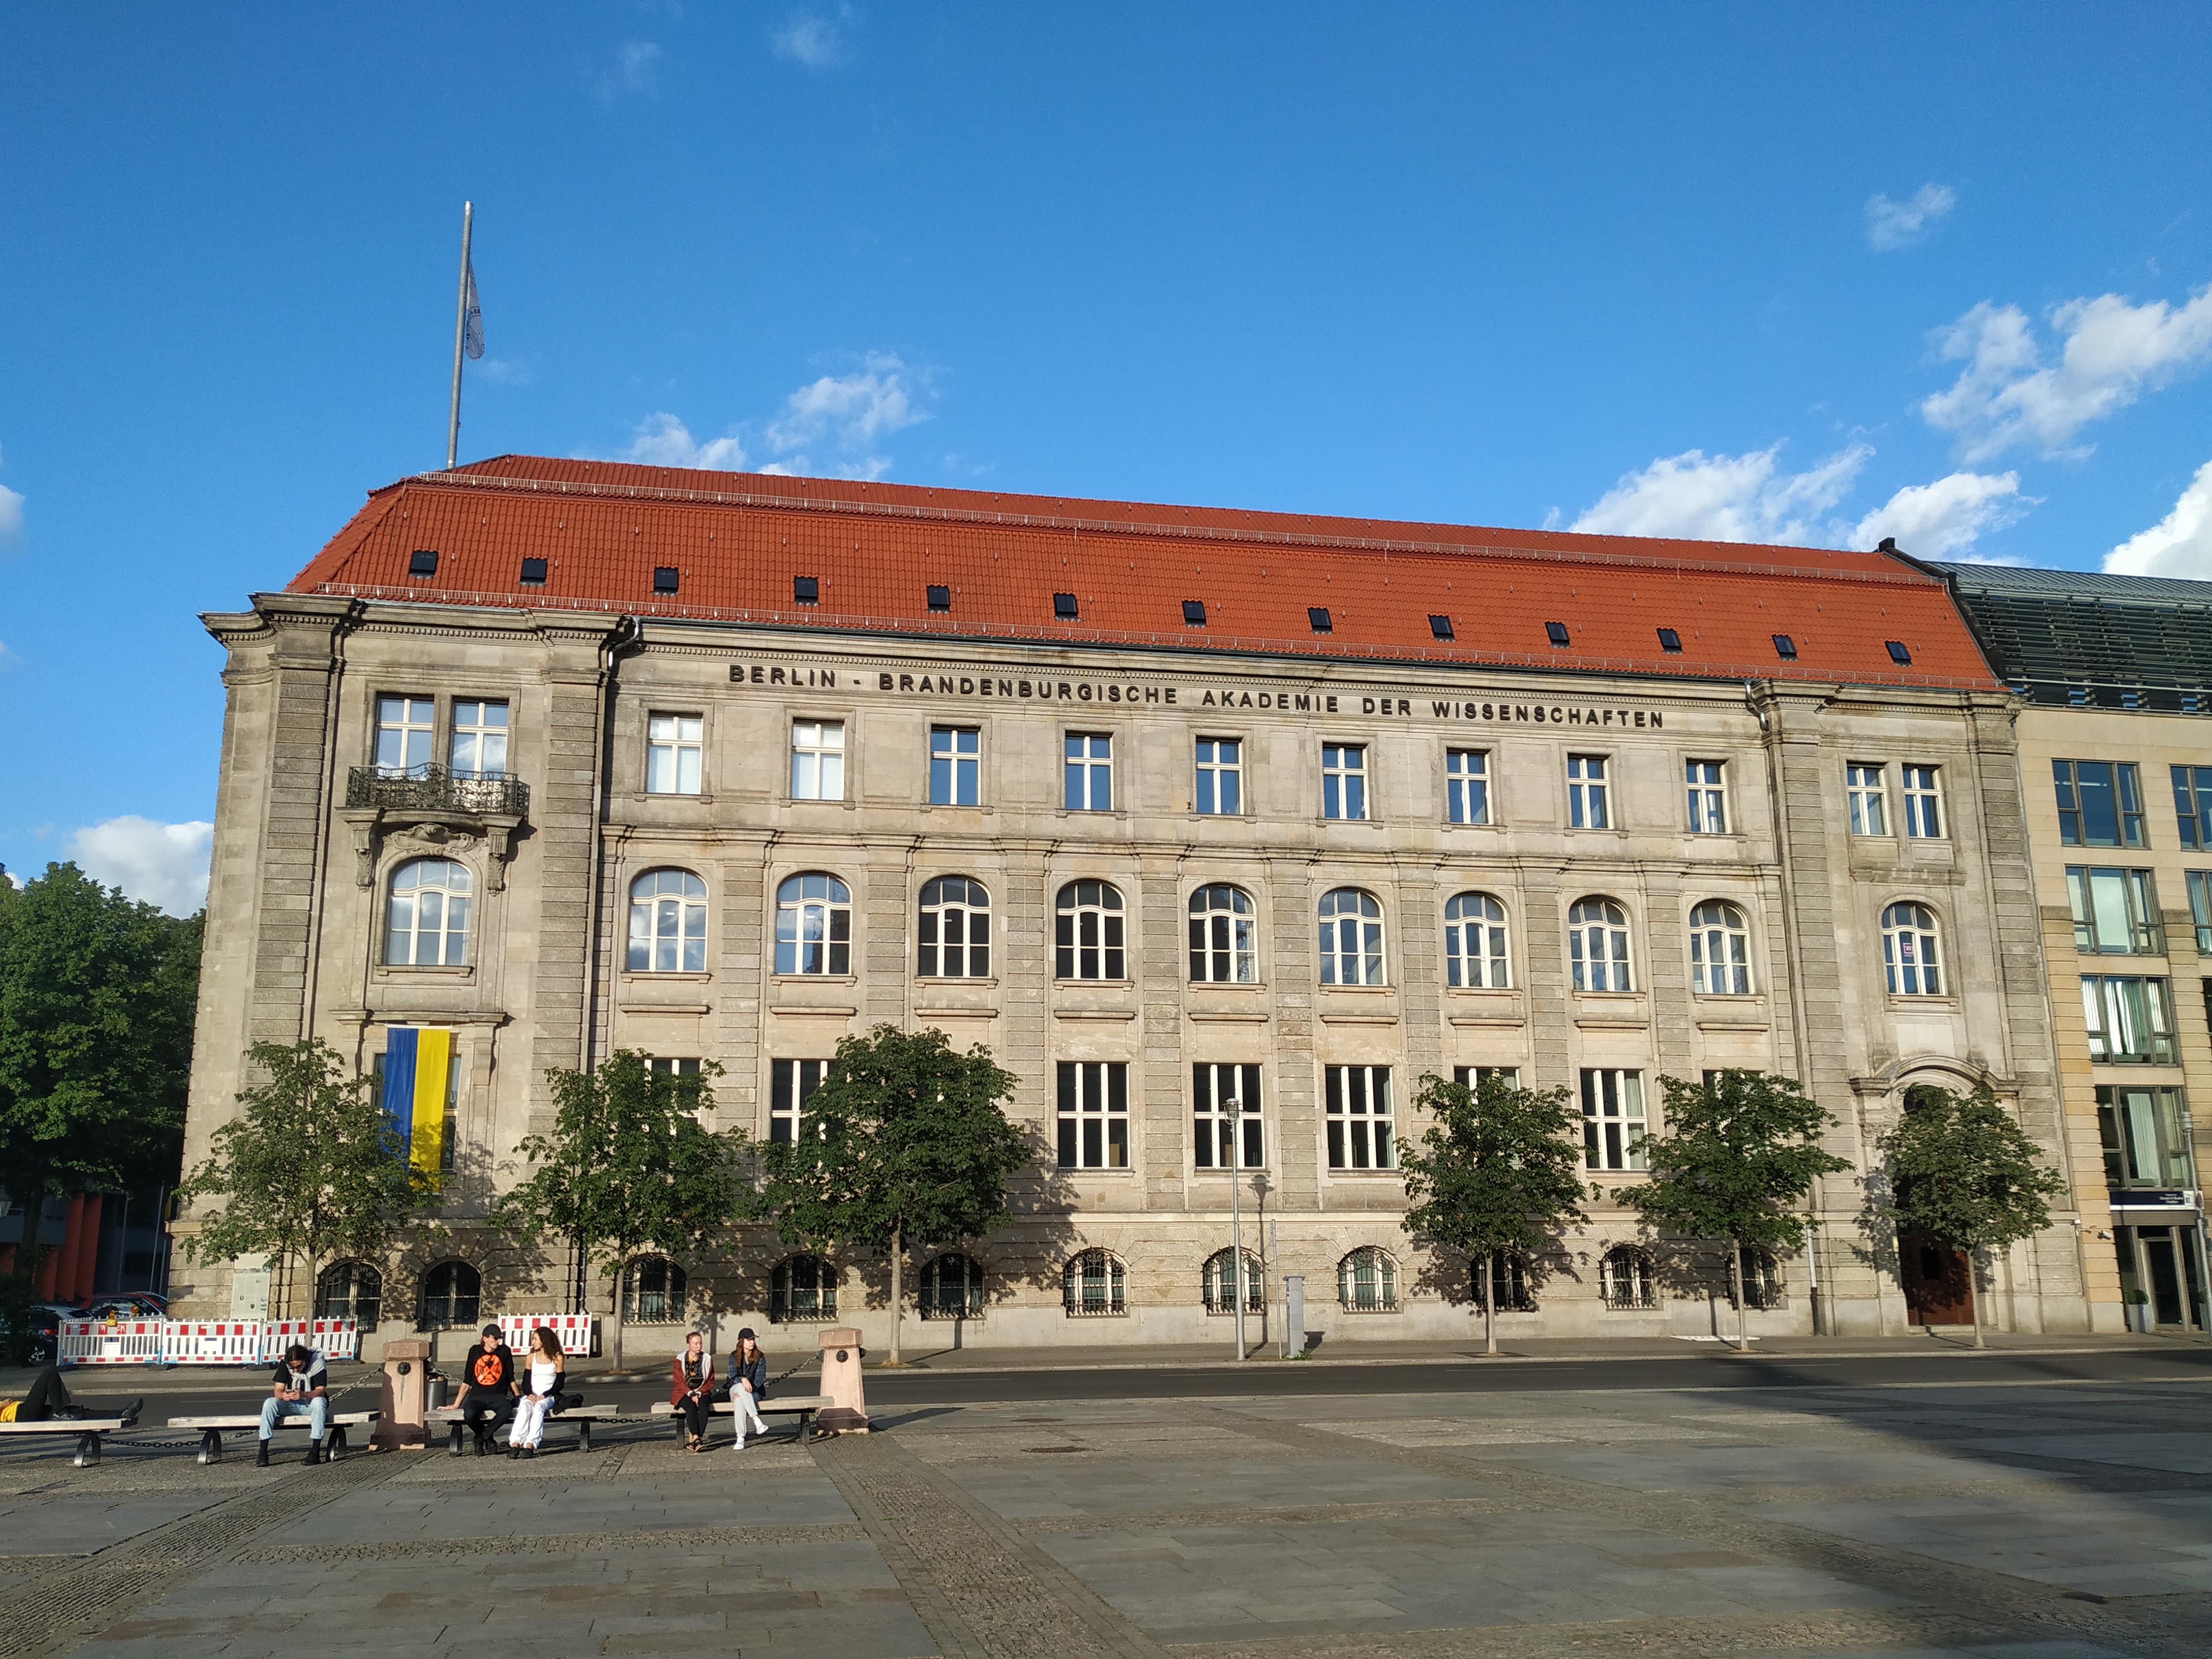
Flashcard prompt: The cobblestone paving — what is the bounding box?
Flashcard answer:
[0,1376,2205,1657]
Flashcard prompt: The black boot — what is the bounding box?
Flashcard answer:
[118,1398,144,1426]
[507,1444,520,1459]
[473,1428,488,1457]
[255,1440,270,1468]
[305,1439,324,1467]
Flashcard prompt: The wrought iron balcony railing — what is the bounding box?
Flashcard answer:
[346,764,530,818]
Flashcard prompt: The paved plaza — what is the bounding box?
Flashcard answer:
[4,1360,2212,1658]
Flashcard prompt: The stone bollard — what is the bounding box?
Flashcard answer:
[816,1326,869,1433]
[374,1338,433,1449]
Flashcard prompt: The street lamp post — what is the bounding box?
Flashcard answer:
[1226,1095,1246,1361]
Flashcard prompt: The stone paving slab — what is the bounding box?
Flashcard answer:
[0,1491,216,1556]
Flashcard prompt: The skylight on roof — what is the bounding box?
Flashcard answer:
[794,576,820,604]
[409,549,439,577]
[1772,634,1798,660]
[519,557,546,585]
[1656,627,1682,652]
[654,567,680,596]
[1429,615,1454,641]
[1183,600,1208,625]
[1886,640,1912,664]
[1545,621,1570,646]
[1308,607,1332,633]
[926,585,951,611]
[1053,592,1079,619]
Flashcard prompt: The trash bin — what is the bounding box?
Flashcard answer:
[374,1338,434,1449]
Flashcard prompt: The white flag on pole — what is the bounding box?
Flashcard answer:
[462,258,484,361]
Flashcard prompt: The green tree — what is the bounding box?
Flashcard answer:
[490,1051,750,1369]
[1877,1083,2067,1348]
[178,1038,427,1318]
[0,862,202,1298]
[1398,1072,1589,1355]
[758,1024,1027,1365]
[1618,1070,1851,1353]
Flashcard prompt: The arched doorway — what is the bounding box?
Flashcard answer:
[1897,1234,1971,1325]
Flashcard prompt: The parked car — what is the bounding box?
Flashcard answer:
[1,1306,60,1367]
[71,1293,168,1321]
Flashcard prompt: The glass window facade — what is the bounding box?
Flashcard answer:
[2082,975,2177,1064]
[2067,868,2163,956]
[2056,760,2145,847]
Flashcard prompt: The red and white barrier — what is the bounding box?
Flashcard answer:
[497,1313,599,1357]
[56,1317,360,1366]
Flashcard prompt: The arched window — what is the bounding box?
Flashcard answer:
[1471,1253,1533,1312]
[1736,1248,1782,1311]
[770,1255,837,1322]
[1568,897,1633,992]
[1062,1249,1126,1316]
[1201,1248,1264,1314]
[1318,888,1385,985]
[316,1261,382,1327]
[776,873,852,975]
[1188,885,1257,983]
[622,1256,687,1324]
[1882,902,1943,995]
[918,1253,985,1319]
[1444,892,1510,988]
[1055,880,1126,980]
[1689,900,1752,995]
[918,877,990,978]
[385,858,471,966]
[1600,1246,1656,1310]
[419,1260,481,1329]
[628,869,707,973]
[1337,1247,1399,1312]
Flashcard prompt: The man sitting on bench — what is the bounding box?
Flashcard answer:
[259,1344,330,1466]
[0,1368,140,1426]
[458,1322,517,1455]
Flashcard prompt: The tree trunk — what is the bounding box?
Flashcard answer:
[1484,1249,1498,1357]
[1967,1244,1983,1349]
[889,1227,904,1366]
[1729,1242,1750,1353]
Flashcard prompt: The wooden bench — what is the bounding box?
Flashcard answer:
[0,1417,131,1467]
[650,1395,829,1444]
[166,1411,380,1465]
[429,1402,622,1455]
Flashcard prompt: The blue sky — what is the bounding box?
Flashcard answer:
[4,3,2211,910]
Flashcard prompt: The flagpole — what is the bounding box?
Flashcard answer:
[446,201,473,470]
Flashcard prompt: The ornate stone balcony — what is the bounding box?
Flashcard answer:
[341,765,528,890]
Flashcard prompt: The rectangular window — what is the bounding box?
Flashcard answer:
[1057,1061,1129,1169]
[450,699,509,779]
[1192,1063,1264,1169]
[1194,738,1241,815]
[1582,1068,1647,1171]
[2056,760,2145,847]
[375,695,436,776]
[1452,1066,1521,1088]
[1846,763,1888,836]
[770,1058,829,1143]
[2188,872,2212,954]
[650,1057,704,1109]
[373,1048,460,1171]
[1064,733,1112,811]
[2067,868,2163,955]
[928,726,980,805]
[1901,765,1943,839]
[1567,754,1609,828]
[646,713,703,795]
[1325,1066,1394,1169]
[2096,1085,2194,1188]
[2082,976,2177,1064]
[1446,749,1490,825]
[1685,760,1726,834]
[789,721,846,800]
[1321,744,1368,820]
[2175,765,2212,848]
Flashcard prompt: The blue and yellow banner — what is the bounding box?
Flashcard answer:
[380,1026,452,1183]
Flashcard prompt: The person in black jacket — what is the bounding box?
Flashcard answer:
[727,1328,769,1449]
[458,1323,516,1454]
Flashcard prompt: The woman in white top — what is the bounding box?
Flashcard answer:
[507,1327,566,1458]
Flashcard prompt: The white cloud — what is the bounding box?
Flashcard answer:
[615,39,663,93]
[1866,182,1957,251]
[1851,471,2029,559]
[477,357,534,386]
[67,817,213,916]
[1920,286,2212,461]
[772,8,851,67]
[2104,457,2212,579]
[1569,443,1871,545]
[600,353,928,481]
[0,441,22,541]
[619,412,749,471]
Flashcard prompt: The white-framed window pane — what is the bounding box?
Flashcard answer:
[1901,765,1943,838]
[790,720,846,800]
[385,858,472,965]
[930,726,980,805]
[1318,887,1385,985]
[1689,900,1751,995]
[627,868,707,972]
[919,876,990,978]
[1337,1247,1399,1312]
[1193,1063,1264,1168]
[770,1057,830,1143]
[1453,1066,1521,1088]
[1582,1068,1647,1171]
[375,695,436,776]
[1062,1249,1126,1316]
[1322,744,1368,820]
[1187,884,1256,983]
[1202,1248,1265,1313]
[1064,732,1112,811]
[1443,891,1509,988]
[1057,1061,1129,1168]
[1567,899,1632,992]
[2081,975,2177,1064]
[1847,764,1887,836]
[1881,902,1941,996]
[1055,880,1126,980]
[647,713,704,795]
[1686,759,1726,834]
[1195,738,1242,815]
[1447,749,1490,825]
[775,872,852,975]
[1568,754,1609,828]
[1324,1065,1394,1169]
[450,699,509,779]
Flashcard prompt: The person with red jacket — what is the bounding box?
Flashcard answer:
[670,1331,716,1452]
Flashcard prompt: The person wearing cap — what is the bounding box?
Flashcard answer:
[728,1329,769,1449]
[258,1344,328,1466]
[458,1323,517,1455]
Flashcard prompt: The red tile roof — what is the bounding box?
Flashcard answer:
[282,455,2001,690]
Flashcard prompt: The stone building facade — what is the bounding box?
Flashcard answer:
[176,457,2095,1355]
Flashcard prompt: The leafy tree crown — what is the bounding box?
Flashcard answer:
[1877,1082,2066,1254]
[1616,1070,1850,1250]
[1397,1072,1588,1261]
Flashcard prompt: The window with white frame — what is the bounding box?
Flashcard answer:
[375,695,436,776]
[1452,1066,1521,1088]
[1063,1250,1126,1316]
[918,877,990,977]
[628,869,707,972]
[1057,1061,1129,1168]
[646,713,703,794]
[385,858,471,966]
[450,700,509,778]
[1600,1246,1656,1308]
[1055,880,1126,980]
[1686,759,1726,834]
[1194,738,1242,815]
[1846,763,1888,836]
[2082,976,2177,1064]
[1325,1065,1394,1168]
[1322,744,1368,820]
[928,726,980,805]
[1567,896,1633,992]
[790,721,845,800]
[770,1256,836,1323]
[770,1058,829,1142]
[1881,901,1942,995]
[1901,765,1943,838]
[1318,887,1386,985]
[918,1253,985,1319]
[1188,884,1256,983]
[1689,900,1751,995]
[1567,754,1610,828]
[1736,1248,1782,1311]
[775,873,851,975]
[1337,1246,1399,1311]
[1446,749,1490,824]
[1193,1062,1264,1168]
[1443,891,1510,988]
[1064,733,1113,811]
[1474,1253,1534,1312]
[1202,1248,1264,1314]
[1582,1068,1647,1171]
